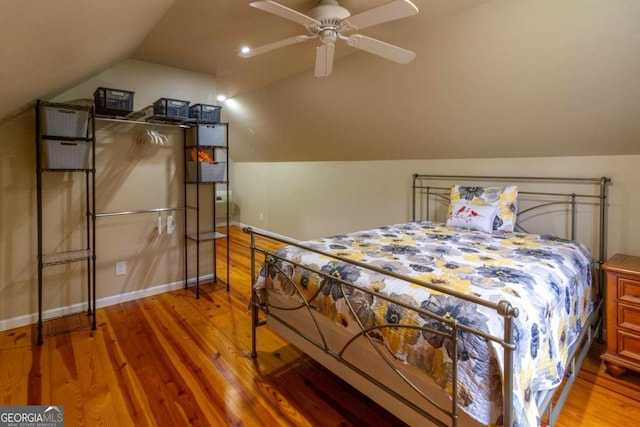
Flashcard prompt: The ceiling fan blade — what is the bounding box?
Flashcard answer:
[250,1,320,27]
[342,0,418,31]
[346,34,416,64]
[239,35,313,58]
[315,43,334,77]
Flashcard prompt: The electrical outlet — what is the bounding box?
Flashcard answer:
[259,212,264,221]
[115,261,127,276]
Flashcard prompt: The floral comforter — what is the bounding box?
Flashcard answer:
[254,221,594,426]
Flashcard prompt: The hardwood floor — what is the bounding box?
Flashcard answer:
[2,226,640,426]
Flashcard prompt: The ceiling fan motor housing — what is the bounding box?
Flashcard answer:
[308,0,351,24]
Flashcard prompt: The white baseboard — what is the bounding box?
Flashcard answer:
[1,220,248,333]
[0,274,215,332]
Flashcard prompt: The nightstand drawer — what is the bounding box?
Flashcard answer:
[618,330,640,363]
[603,253,640,376]
[619,303,640,333]
[619,277,640,304]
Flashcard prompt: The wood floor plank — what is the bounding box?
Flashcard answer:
[2,225,640,426]
[0,329,31,405]
[141,295,263,426]
[99,311,157,426]
[150,286,313,426]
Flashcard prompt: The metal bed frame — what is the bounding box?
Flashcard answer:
[246,174,611,426]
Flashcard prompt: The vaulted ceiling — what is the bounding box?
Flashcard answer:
[3,0,640,162]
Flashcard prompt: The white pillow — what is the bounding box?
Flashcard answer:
[449,185,519,232]
[446,201,499,233]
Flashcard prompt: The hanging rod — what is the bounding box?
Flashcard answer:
[95,116,192,128]
[95,207,185,218]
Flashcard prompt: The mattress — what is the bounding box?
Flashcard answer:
[254,221,595,426]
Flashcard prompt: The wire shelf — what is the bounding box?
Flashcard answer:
[41,249,91,267]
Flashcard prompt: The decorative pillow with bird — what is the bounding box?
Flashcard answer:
[449,185,518,232]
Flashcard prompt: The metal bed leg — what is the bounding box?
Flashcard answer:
[251,291,258,358]
[249,229,258,358]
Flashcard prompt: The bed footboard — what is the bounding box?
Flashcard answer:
[246,226,524,426]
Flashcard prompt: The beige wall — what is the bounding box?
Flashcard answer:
[0,60,226,329]
[235,156,640,258]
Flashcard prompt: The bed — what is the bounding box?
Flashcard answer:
[245,174,611,426]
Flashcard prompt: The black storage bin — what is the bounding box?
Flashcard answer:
[94,87,134,116]
[153,98,190,118]
[189,104,222,123]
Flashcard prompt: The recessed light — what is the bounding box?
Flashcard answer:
[217,94,227,102]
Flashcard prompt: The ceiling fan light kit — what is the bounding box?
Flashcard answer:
[239,0,419,77]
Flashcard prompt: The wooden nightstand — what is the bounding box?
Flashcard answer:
[601,254,640,377]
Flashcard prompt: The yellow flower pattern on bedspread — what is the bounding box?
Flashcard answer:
[254,221,594,426]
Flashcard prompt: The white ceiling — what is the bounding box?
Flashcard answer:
[3,0,640,162]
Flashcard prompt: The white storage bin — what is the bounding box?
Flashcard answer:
[187,161,226,182]
[41,105,89,138]
[187,125,226,147]
[42,140,90,169]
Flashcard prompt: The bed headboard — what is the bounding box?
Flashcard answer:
[412,174,611,280]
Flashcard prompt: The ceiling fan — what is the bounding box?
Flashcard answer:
[239,0,419,77]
